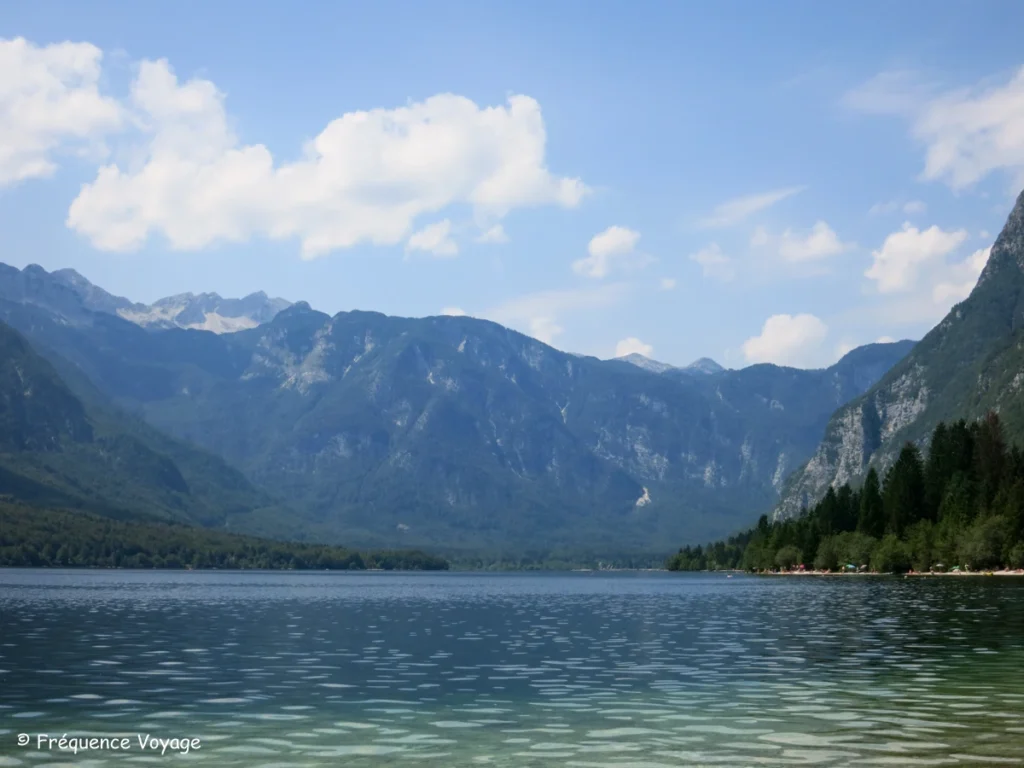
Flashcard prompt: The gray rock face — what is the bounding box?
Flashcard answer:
[775,188,1024,519]
[0,264,290,334]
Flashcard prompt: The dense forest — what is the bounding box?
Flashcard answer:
[668,413,1024,574]
[0,503,449,570]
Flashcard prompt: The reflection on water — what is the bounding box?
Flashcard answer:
[1,570,1023,766]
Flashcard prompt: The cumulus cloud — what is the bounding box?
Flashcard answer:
[932,246,991,305]
[846,66,1024,189]
[857,224,990,330]
[572,226,648,278]
[0,37,122,186]
[752,221,853,263]
[697,186,804,229]
[440,307,467,316]
[658,277,677,291]
[66,59,588,257]
[688,243,735,281]
[614,337,654,358]
[406,219,458,257]
[876,335,896,343]
[742,313,829,368]
[485,283,628,346]
[865,223,968,293]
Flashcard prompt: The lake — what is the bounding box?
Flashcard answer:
[1,570,1022,766]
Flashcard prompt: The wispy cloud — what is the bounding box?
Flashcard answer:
[845,66,1024,190]
[697,186,805,229]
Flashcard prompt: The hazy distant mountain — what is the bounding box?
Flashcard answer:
[0,264,290,334]
[684,357,726,375]
[776,188,1024,519]
[615,353,678,374]
[616,354,725,375]
[0,270,914,553]
[116,291,292,333]
[0,319,290,534]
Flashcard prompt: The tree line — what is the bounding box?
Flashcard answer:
[668,413,1024,574]
[0,503,449,570]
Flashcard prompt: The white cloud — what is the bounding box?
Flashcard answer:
[865,223,968,293]
[440,306,467,316]
[485,283,628,346]
[697,186,804,229]
[752,221,852,263]
[66,59,588,256]
[688,243,735,281]
[0,37,122,186]
[932,246,991,305]
[846,66,1024,189]
[476,224,508,244]
[614,337,654,358]
[835,341,856,359]
[856,230,990,330]
[572,226,647,278]
[658,277,677,291]
[876,335,896,343]
[742,313,829,367]
[869,199,927,216]
[842,70,933,116]
[406,219,458,257]
[775,221,852,262]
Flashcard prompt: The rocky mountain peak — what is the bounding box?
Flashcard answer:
[0,262,291,334]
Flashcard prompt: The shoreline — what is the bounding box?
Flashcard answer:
[755,569,1024,577]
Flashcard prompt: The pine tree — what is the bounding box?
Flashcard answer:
[818,487,840,536]
[924,421,952,521]
[883,443,925,536]
[836,484,858,532]
[974,411,1006,512]
[857,467,885,538]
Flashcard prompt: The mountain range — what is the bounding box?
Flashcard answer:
[0,263,290,334]
[0,261,914,553]
[777,188,1024,519]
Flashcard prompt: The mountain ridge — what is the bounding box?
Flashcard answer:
[0,270,915,552]
[0,263,291,334]
[615,354,727,375]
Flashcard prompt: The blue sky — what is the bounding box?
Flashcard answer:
[1,1,1023,368]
